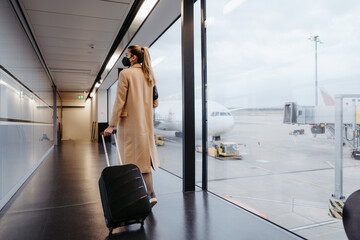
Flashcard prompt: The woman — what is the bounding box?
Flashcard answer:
[104,45,160,208]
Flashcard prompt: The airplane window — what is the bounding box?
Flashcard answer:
[211,112,215,116]
[215,112,219,116]
[220,112,227,116]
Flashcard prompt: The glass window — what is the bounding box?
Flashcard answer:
[206,0,360,239]
[107,80,117,122]
[150,1,202,181]
[139,1,360,237]
[150,19,183,178]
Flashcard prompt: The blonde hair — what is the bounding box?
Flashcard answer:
[128,45,156,85]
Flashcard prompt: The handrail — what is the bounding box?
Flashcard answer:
[0,65,52,108]
[0,117,52,124]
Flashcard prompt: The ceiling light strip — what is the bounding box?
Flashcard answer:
[87,0,159,99]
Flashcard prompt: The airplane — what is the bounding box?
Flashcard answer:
[320,87,335,106]
[154,99,237,140]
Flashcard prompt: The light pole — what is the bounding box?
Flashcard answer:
[309,35,322,106]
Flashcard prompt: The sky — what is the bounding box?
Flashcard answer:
[150,0,360,108]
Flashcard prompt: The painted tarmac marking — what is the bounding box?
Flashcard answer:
[221,195,328,209]
[163,137,180,143]
[255,159,269,163]
[207,166,334,183]
[290,219,340,232]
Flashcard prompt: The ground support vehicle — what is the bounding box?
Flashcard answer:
[196,142,242,160]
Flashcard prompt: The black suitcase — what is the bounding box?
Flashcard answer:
[99,133,151,234]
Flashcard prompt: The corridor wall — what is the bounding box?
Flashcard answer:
[0,0,54,210]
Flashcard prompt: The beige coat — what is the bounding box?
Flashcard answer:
[109,63,160,173]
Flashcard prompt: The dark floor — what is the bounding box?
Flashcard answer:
[0,141,304,240]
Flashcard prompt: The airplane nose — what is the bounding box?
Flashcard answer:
[208,114,235,137]
[226,116,235,132]
[218,116,234,135]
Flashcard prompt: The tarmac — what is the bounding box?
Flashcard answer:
[155,109,360,240]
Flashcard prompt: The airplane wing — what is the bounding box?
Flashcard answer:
[228,107,245,112]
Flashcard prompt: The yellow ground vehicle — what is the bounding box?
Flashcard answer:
[197,142,242,160]
[155,135,164,146]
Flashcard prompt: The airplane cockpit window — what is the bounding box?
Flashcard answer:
[207,112,231,117]
[208,112,231,117]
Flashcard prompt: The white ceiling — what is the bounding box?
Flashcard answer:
[99,0,181,91]
[18,0,134,93]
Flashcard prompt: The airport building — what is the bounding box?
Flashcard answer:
[1,0,359,239]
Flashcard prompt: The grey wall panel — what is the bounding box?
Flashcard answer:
[2,125,28,197]
[0,125,3,201]
[33,125,53,166]
[0,0,53,107]
[0,0,54,209]
[0,124,53,199]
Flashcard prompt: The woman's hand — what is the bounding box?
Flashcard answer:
[104,126,114,137]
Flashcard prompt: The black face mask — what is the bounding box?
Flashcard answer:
[122,57,131,67]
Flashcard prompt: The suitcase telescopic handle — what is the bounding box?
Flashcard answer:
[101,131,123,167]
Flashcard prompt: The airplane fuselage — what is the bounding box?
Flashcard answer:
[154,100,234,138]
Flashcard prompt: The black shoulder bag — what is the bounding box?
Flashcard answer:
[153,85,158,101]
